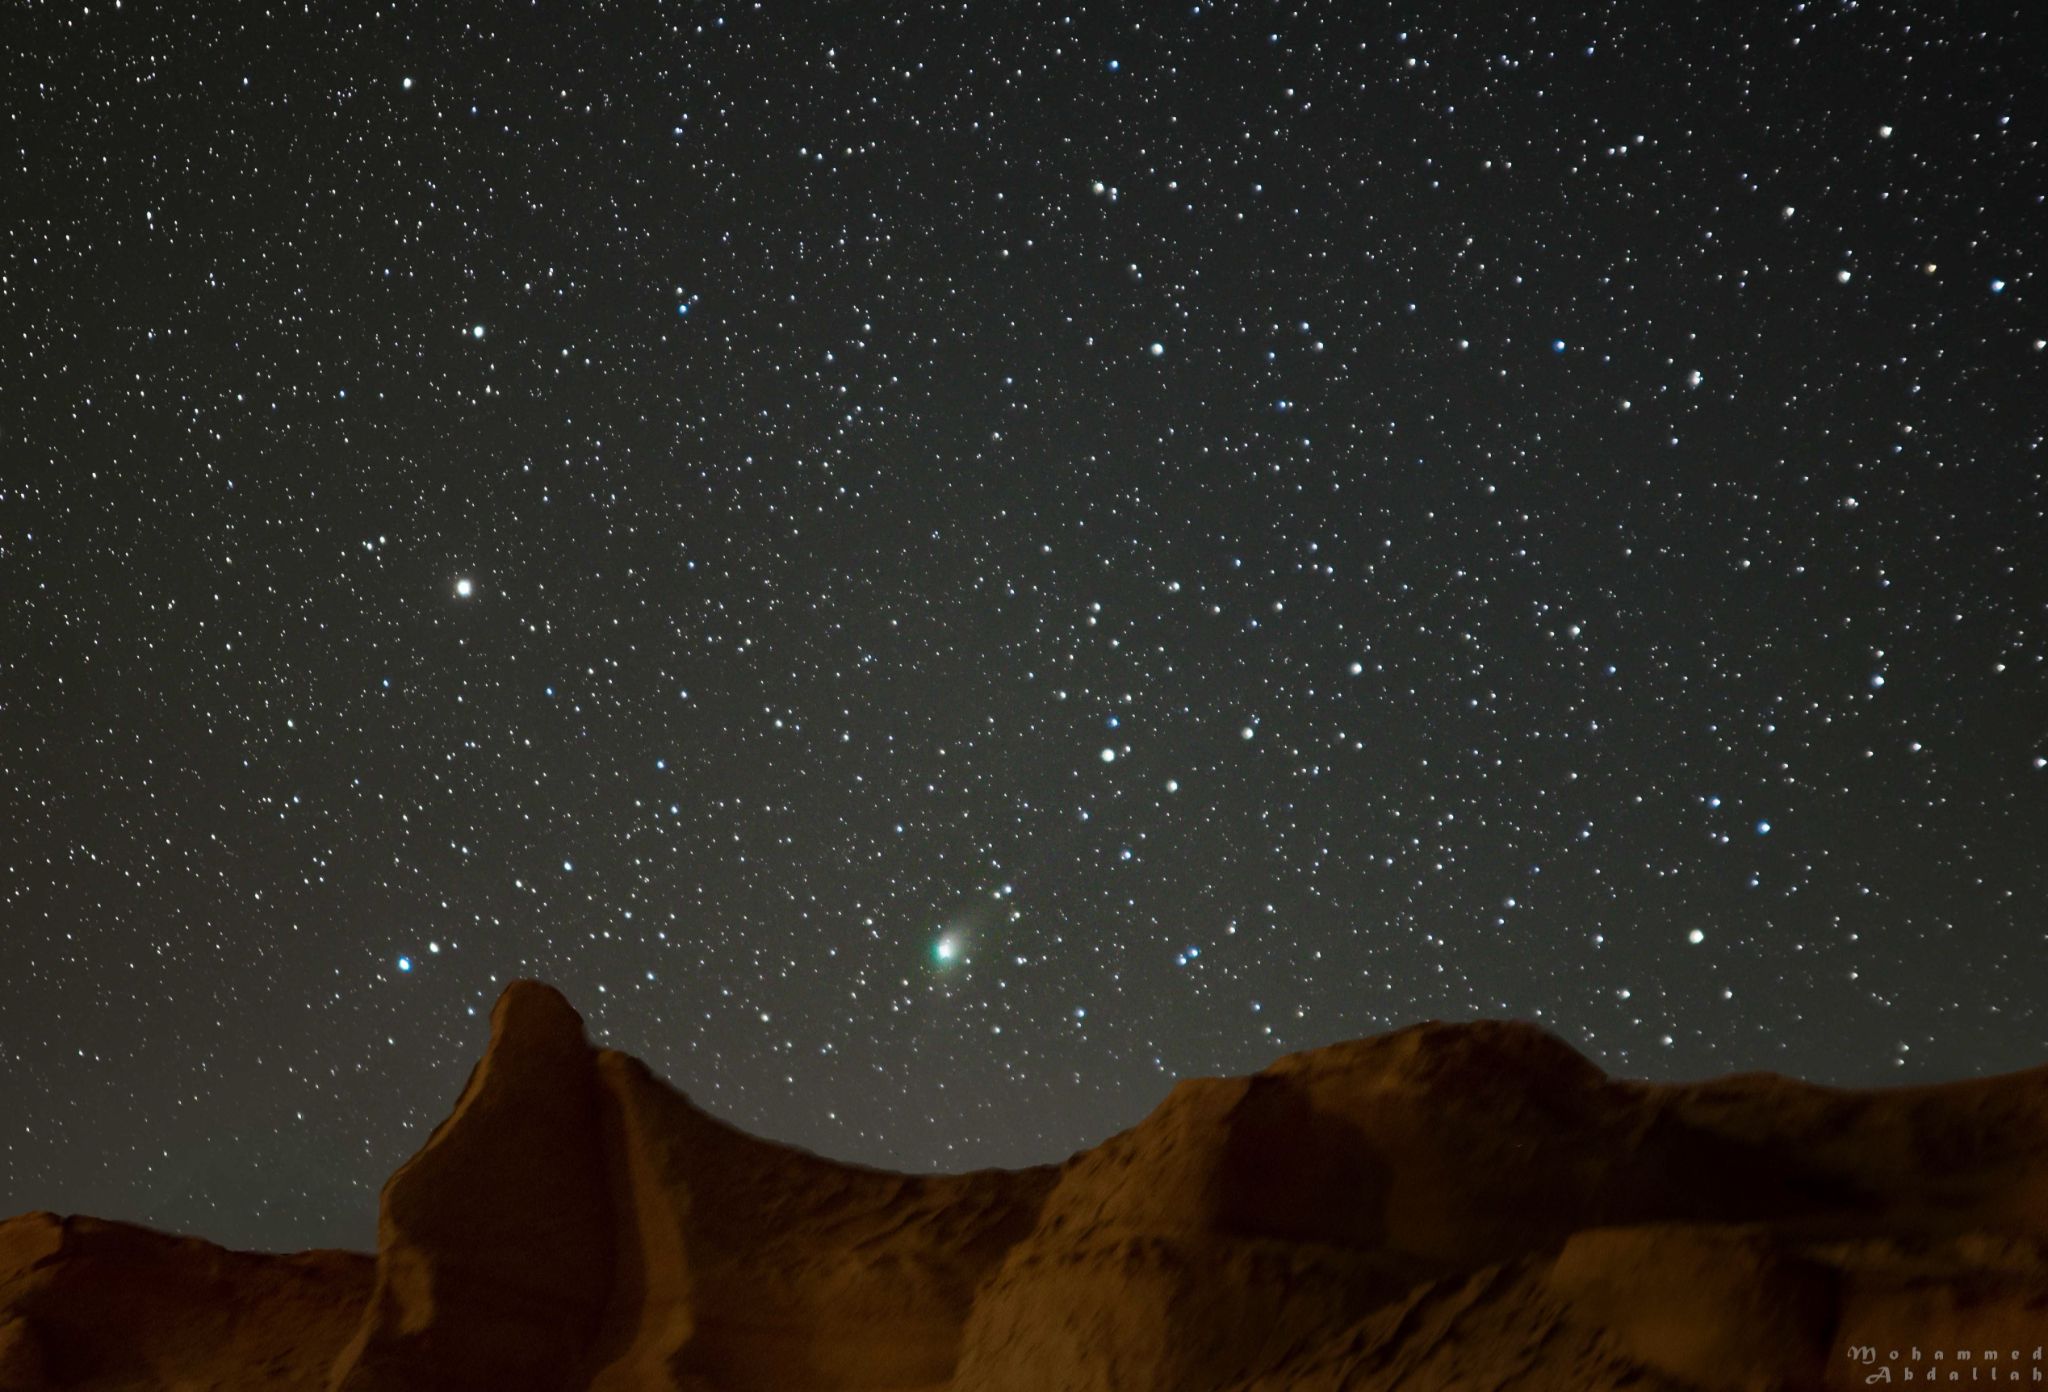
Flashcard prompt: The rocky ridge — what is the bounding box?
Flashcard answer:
[5,980,2046,1390]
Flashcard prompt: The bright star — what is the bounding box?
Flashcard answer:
[396,956,412,973]
[455,578,473,597]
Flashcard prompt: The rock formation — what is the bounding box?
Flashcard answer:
[331,981,617,1392]
[5,980,2046,1391]
[0,1210,370,1389]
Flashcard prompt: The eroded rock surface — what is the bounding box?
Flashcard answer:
[0,1210,369,1390]
[6,980,2046,1391]
[328,980,617,1392]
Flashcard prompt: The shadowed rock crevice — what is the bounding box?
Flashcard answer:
[6,980,2048,1392]
[1213,1075,1390,1248]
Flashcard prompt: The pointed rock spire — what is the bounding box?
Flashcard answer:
[329,982,614,1392]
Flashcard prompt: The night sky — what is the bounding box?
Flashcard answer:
[5,3,2044,1254]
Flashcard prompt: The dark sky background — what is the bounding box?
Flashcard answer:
[4,2,2043,1253]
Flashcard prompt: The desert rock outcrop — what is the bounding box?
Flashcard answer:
[6,980,2047,1391]
[0,1210,370,1390]
[329,980,617,1392]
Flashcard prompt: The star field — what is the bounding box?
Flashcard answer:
[3,2,2044,1252]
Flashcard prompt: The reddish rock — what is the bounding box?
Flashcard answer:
[583,1049,1054,1391]
[0,1314,48,1392]
[328,980,615,1392]
[7,982,2048,1391]
[0,1210,369,1390]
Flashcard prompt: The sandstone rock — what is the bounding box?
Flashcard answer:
[0,1210,369,1389]
[1544,1224,1837,1390]
[7,982,2048,1391]
[328,980,615,1392]
[584,1049,1054,1391]
[0,1314,48,1392]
